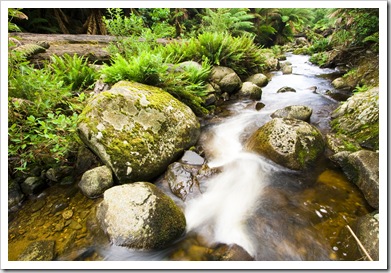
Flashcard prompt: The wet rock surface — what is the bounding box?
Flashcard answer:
[18,240,55,261]
[271,105,313,122]
[78,165,114,198]
[356,212,379,261]
[96,182,186,249]
[245,118,325,170]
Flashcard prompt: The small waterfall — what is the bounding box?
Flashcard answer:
[184,110,276,257]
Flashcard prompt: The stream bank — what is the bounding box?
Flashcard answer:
[8,53,378,263]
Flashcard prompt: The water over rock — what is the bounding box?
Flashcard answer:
[165,162,201,201]
[77,81,200,183]
[18,240,55,261]
[271,105,313,122]
[96,182,186,250]
[277,86,296,93]
[245,118,325,170]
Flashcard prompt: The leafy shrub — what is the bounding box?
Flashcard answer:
[49,53,97,92]
[309,37,332,53]
[160,32,266,77]
[8,46,92,174]
[8,106,80,173]
[103,8,145,36]
[199,8,254,36]
[101,52,167,85]
[309,52,328,66]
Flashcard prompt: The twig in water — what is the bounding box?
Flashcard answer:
[342,215,373,261]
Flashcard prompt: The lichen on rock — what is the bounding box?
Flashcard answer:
[96,182,186,250]
[77,81,200,183]
[245,118,325,170]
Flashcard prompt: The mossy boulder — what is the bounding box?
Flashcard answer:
[331,87,379,150]
[238,82,262,100]
[271,105,313,122]
[210,66,242,94]
[96,182,186,250]
[245,118,325,170]
[78,165,114,198]
[245,73,269,87]
[77,81,200,183]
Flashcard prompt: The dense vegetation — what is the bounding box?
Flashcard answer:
[8,8,379,177]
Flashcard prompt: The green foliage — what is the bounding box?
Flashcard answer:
[103,8,145,36]
[8,8,27,32]
[309,52,328,66]
[8,62,71,113]
[49,54,98,92]
[353,84,370,93]
[8,106,80,173]
[8,45,93,174]
[101,52,166,86]
[200,8,255,36]
[309,37,332,53]
[329,8,379,50]
[160,32,266,77]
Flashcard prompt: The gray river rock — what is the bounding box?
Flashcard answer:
[77,81,200,183]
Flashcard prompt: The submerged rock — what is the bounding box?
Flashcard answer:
[77,81,200,183]
[208,244,254,261]
[271,105,313,122]
[245,118,325,170]
[277,86,296,93]
[96,182,186,250]
[165,162,202,201]
[18,240,55,261]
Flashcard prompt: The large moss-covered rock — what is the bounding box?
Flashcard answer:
[245,118,325,170]
[96,182,186,250]
[331,87,379,150]
[77,81,200,183]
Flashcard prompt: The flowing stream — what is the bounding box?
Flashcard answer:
[8,54,372,262]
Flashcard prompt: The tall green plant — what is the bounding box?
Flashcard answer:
[49,54,97,92]
[200,8,255,36]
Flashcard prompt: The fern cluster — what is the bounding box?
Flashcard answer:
[161,32,266,77]
[8,49,94,173]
